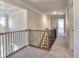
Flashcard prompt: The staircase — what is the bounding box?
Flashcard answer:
[40,29,49,51]
[40,28,57,51]
[41,36,49,50]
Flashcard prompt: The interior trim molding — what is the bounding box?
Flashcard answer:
[2,0,45,15]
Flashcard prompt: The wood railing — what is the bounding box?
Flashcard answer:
[39,31,46,47]
[29,29,45,32]
[49,29,57,49]
[0,30,27,35]
[0,30,28,58]
[29,29,51,51]
[39,29,50,50]
[0,29,57,58]
[39,29,57,51]
[29,29,45,47]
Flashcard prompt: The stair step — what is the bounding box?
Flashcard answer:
[42,46,47,48]
[43,39,47,41]
[42,45,47,47]
[43,40,48,42]
[42,47,47,49]
[44,42,47,44]
[43,41,47,42]
[43,44,47,46]
[43,43,47,44]
[42,48,47,50]
[42,48,46,50]
[42,44,47,45]
[43,41,47,43]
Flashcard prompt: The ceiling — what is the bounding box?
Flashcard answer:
[19,0,68,14]
[0,1,23,14]
[0,0,68,15]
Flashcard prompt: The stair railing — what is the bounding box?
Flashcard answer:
[0,30,28,58]
[29,29,45,47]
[39,28,50,51]
[0,28,57,58]
[39,31,46,48]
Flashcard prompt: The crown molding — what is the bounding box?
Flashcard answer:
[2,0,45,15]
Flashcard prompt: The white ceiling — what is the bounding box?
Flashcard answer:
[19,0,68,14]
[0,1,22,14]
[0,0,68,15]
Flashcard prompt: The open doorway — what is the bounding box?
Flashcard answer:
[57,19,65,36]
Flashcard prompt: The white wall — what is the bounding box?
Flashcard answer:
[65,0,73,51]
[0,14,9,33]
[46,15,52,30]
[8,10,27,31]
[27,9,47,46]
[51,16,58,29]
[65,0,79,57]
[51,18,57,29]
[27,9,46,30]
[73,0,79,57]
[65,8,70,49]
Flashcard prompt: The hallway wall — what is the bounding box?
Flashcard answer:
[27,9,46,30]
[27,9,47,46]
[51,16,58,29]
[0,14,9,32]
[73,0,79,57]
[46,15,52,30]
[65,0,73,51]
[8,10,27,31]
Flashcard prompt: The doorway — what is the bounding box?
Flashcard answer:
[57,19,65,36]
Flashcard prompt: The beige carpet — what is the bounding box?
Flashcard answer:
[8,36,73,58]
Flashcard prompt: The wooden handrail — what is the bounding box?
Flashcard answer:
[29,29,45,32]
[0,29,28,35]
[0,29,45,35]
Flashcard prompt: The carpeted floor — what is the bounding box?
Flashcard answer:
[8,36,73,58]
